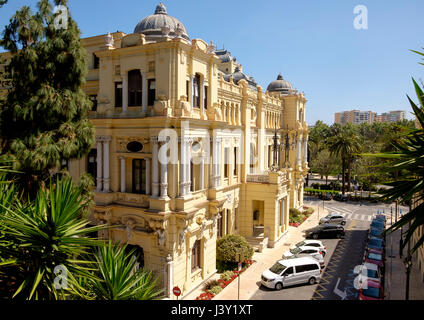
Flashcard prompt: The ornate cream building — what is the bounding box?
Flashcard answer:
[2,3,309,298]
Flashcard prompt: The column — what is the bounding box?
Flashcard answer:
[146,158,151,195]
[303,136,308,164]
[120,157,126,193]
[142,75,147,114]
[216,139,221,187]
[186,139,192,195]
[159,140,168,199]
[200,78,205,116]
[211,139,217,188]
[152,137,160,197]
[103,137,111,193]
[180,139,186,197]
[166,254,173,299]
[199,156,205,190]
[191,76,194,108]
[122,73,128,113]
[96,139,103,192]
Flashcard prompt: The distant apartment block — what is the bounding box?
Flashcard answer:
[335,109,406,125]
[334,110,377,125]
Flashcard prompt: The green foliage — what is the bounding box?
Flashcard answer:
[72,242,163,300]
[0,0,94,197]
[220,271,234,282]
[203,279,220,291]
[0,174,104,300]
[208,285,223,296]
[362,50,424,256]
[216,235,254,264]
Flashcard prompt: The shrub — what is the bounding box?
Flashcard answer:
[216,235,254,264]
[311,183,321,190]
[208,285,223,296]
[289,208,302,217]
[220,271,234,282]
[203,279,220,291]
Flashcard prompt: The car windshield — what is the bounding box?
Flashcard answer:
[367,269,378,278]
[269,262,286,274]
[296,241,306,247]
[368,253,382,261]
[362,286,381,299]
[290,247,302,255]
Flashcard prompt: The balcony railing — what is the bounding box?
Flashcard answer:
[246,174,270,183]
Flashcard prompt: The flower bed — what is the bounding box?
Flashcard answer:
[195,260,255,300]
[289,206,314,227]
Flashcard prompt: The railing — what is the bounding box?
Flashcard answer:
[246,174,270,183]
[115,192,149,207]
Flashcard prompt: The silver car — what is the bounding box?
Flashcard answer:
[319,213,346,226]
[282,246,325,267]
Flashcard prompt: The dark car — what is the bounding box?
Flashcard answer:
[374,214,386,223]
[304,224,345,239]
[334,194,348,202]
[367,237,384,251]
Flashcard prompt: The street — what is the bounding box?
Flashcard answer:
[250,197,408,300]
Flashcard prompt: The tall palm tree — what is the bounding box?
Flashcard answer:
[328,126,361,194]
[364,76,424,255]
[0,175,104,300]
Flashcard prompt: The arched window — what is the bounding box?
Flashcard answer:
[125,244,144,270]
[128,70,142,106]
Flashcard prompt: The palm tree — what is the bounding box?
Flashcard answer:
[72,241,163,300]
[0,175,104,300]
[363,76,424,255]
[328,126,361,194]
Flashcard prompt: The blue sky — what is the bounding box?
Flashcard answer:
[1,0,423,125]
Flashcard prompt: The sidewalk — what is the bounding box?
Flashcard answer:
[205,205,328,301]
[385,227,424,300]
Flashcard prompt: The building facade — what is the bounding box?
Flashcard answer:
[334,110,377,125]
[376,110,406,123]
[1,3,309,298]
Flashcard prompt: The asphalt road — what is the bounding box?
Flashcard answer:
[250,197,408,300]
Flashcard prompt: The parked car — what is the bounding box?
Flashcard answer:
[319,213,347,226]
[357,279,384,300]
[370,219,385,230]
[367,237,384,251]
[357,263,382,285]
[374,214,387,223]
[319,193,333,200]
[368,228,385,243]
[282,246,325,267]
[304,224,345,239]
[334,194,348,202]
[290,240,327,257]
[364,249,385,269]
[261,257,321,290]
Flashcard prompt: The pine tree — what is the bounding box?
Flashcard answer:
[0,0,94,197]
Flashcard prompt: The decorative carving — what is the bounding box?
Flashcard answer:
[207,41,216,54]
[153,95,169,115]
[155,229,166,246]
[105,32,114,48]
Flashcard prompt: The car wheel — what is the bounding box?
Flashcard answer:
[313,234,319,240]
[308,277,316,285]
[275,282,283,290]
[341,221,346,226]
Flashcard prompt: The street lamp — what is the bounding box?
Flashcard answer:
[270,124,296,172]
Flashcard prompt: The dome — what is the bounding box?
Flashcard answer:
[267,74,294,95]
[134,3,189,40]
[224,66,258,90]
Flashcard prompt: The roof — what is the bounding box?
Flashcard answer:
[267,74,294,95]
[277,257,320,267]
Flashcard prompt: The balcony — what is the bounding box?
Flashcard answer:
[246,174,270,184]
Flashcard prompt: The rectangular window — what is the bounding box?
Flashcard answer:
[89,95,98,112]
[186,80,190,101]
[191,240,201,272]
[148,79,156,106]
[233,148,238,176]
[87,149,97,186]
[115,82,123,107]
[204,85,208,109]
[217,213,223,238]
[224,148,229,178]
[132,159,146,194]
[226,209,230,235]
[193,74,201,108]
[93,54,99,69]
[128,70,142,107]
[234,208,238,231]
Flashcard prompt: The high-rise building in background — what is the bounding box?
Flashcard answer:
[335,109,406,125]
[334,110,377,125]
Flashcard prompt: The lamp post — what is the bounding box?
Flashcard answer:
[271,124,296,172]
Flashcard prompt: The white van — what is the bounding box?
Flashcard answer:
[261,257,321,290]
